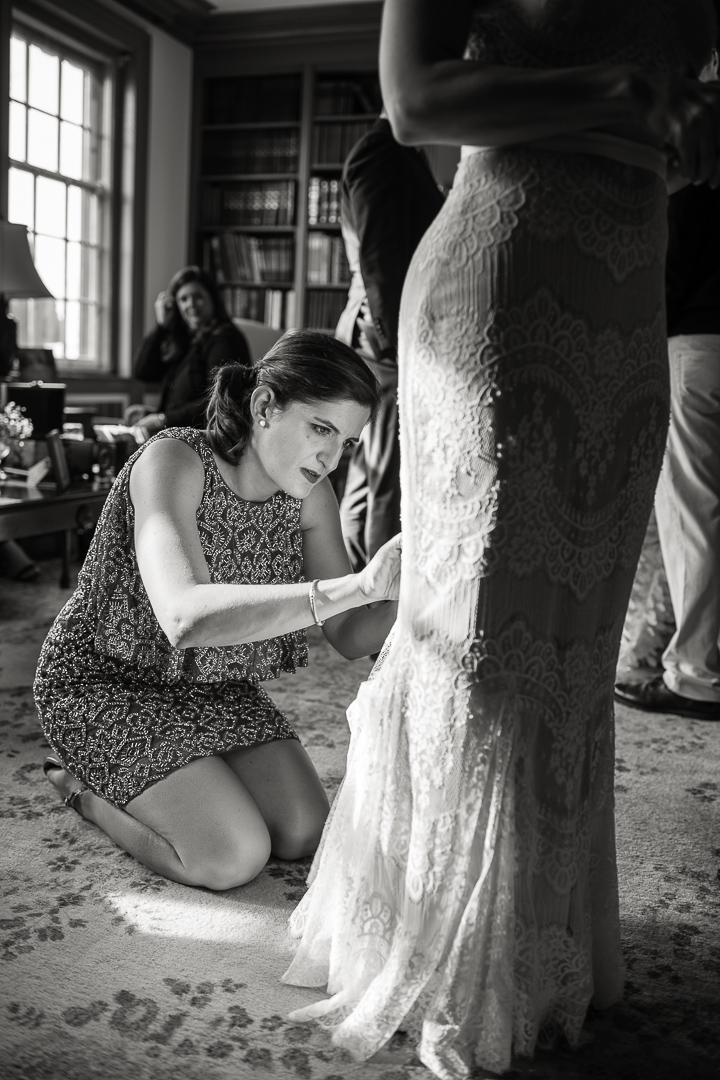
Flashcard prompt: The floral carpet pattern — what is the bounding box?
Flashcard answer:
[1,562,719,1080]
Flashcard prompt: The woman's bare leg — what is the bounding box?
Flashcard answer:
[44,756,271,890]
[223,739,330,861]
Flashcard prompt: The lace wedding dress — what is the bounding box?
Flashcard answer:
[283,3,709,1076]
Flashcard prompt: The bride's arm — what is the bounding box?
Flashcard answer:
[379,0,720,186]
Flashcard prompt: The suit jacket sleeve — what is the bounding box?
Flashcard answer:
[344,136,441,358]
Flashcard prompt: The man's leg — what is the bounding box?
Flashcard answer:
[657,334,720,702]
[363,381,401,562]
[339,439,370,572]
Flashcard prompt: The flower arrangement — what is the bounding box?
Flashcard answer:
[0,402,34,477]
[0,401,33,443]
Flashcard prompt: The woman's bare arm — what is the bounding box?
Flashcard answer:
[129,442,382,650]
[300,479,400,660]
[379,0,720,186]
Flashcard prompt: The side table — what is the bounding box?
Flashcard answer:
[0,481,109,587]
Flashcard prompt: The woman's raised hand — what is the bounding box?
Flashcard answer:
[154,291,174,327]
[358,534,402,603]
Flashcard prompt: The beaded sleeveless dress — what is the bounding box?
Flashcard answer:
[282,2,712,1077]
[34,428,306,807]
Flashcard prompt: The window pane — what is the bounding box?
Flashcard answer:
[67,185,82,241]
[36,176,67,239]
[88,193,99,245]
[28,44,59,114]
[27,109,58,171]
[8,167,34,230]
[9,297,62,354]
[84,245,98,299]
[9,101,27,161]
[60,121,83,179]
[65,300,81,359]
[61,60,84,124]
[66,241,81,300]
[34,234,66,299]
[84,303,98,359]
[10,38,27,102]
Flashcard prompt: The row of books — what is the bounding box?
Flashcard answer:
[202,130,299,176]
[307,233,350,285]
[201,182,296,227]
[221,287,296,331]
[311,121,375,165]
[305,289,346,331]
[203,75,301,125]
[314,79,381,117]
[205,234,294,284]
[307,177,341,225]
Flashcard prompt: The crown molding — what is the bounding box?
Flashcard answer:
[112,0,214,43]
[195,1,383,47]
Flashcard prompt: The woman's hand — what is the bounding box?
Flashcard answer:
[635,71,720,188]
[154,291,174,327]
[358,534,402,603]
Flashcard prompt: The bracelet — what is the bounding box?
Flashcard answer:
[308,579,325,626]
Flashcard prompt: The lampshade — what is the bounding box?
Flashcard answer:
[0,220,54,298]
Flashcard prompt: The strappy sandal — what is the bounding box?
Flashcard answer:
[42,755,87,815]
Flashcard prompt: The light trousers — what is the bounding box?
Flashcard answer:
[656,333,720,701]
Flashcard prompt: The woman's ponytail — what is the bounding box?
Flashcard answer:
[205,362,258,464]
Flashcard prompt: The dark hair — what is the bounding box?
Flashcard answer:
[206,329,381,464]
[162,265,232,362]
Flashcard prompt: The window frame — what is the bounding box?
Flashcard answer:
[0,0,150,378]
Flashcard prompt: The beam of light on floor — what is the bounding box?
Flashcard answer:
[103,890,290,943]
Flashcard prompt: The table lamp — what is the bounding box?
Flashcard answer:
[0,219,54,378]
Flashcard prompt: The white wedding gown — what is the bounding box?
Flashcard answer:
[281,2,704,1076]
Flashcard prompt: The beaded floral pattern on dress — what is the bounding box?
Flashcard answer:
[34,428,306,806]
[86,428,307,683]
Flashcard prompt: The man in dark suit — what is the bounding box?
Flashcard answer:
[335,114,445,571]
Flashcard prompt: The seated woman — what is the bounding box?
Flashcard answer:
[35,330,400,891]
[128,265,251,437]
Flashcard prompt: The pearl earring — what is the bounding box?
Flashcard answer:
[258,419,267,427]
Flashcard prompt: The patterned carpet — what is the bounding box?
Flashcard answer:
[1,561,718,1080]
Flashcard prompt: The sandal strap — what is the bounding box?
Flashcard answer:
[64,787,87,816]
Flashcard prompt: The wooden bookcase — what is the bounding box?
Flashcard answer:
[191,2,384,334]
[305,71,381,332]
[195,68,380,334]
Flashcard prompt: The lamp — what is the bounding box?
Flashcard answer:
[0,219,54,378]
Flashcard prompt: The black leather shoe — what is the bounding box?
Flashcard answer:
[614,675,720,720]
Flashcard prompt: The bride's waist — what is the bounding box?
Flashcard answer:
[461,130,667,179]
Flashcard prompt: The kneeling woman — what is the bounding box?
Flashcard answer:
[35,330,400,891]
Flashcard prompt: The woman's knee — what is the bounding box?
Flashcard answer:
[272,803,328,862]
[183,829,272,891]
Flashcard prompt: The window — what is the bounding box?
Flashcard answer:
[8,29,110,371]
[2,0,149,378]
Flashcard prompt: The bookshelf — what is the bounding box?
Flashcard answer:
[198,75,301,331]
[195,67,381,335]
[304,72,380,331]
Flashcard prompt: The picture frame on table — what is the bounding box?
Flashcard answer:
[45,429,71,493]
